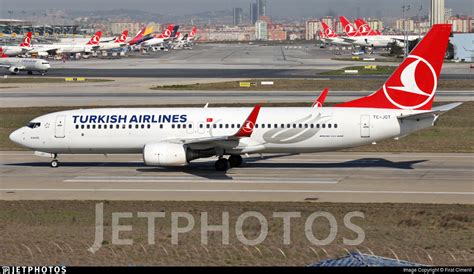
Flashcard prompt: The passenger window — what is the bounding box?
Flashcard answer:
[262,124,265,128]
[87,125,90,129]
[147,124,151,129]
[122,124,126,129]
[177,124,181,129]
[75,125,79,129]
[213,124,216,129]
[298,124,302,128]
[160,124,163,129]
[116,124,119,129]
[317,124,320,128]
[225,124,229,129]
[219,124,223,129]
[129,124,132,129]
[305,124,308,128]
[183,124,186,129]
[293,124,296,128]
[93,125,96,129]
[328,124,332,128]
[206,124,210,129]
[274,124,278,128]
[310,124,314,128]
[268,124,271,128]
[237,124,241,128]
[231,124,235,128]
[141,124,144,129]
[255,124,259,128]
[199,124,203,129]
[98,125,102,129]
[334,124,338,128]
[171,124,175,129]
[104,125,107,129]
[322,124,326,128]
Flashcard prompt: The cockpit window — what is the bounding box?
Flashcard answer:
[41,61,49,65]
[27,122,41,129]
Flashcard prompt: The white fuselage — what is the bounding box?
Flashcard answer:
[99,42,125,51]
[29,44,96,55]
[1,46,29,56]
[0,57,51,73]
[348,35,421,47]
[142,38,167,47]
[9,107,433,155]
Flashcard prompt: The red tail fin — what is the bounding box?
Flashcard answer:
[189,26,197,38]
[339,16,358,36]
[234,105,261,138]
[115,30,128,43]
[312,88,329,108]
[0,47,8,58]
[336,24,452,111]
[355,19,379,36]
[19,32,32,47]
[86,31,102,45]
[320,21,337,38]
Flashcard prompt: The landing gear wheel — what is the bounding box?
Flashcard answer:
[228,155,243,167]
[27,71,33,75]
[50,159,59,168]
[215,158,230,171]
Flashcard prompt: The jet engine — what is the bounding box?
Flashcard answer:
[143,142,215,166]
[8,67,20,74]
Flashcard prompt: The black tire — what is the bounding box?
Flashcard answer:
[228,155,243,167]
[27,71,33,75]
[50,160,59,168]
[215,158,230,171]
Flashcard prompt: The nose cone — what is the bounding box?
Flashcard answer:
[9,129,24,146]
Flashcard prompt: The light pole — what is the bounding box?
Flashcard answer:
[8,11,13,35]
[402,4,410,58]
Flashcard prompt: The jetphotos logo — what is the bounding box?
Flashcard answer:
[383,55,437,110]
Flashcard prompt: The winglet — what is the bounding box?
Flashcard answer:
[234,105,261,138]
[312,88,329,108]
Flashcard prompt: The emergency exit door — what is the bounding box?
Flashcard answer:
[55,116,66,138]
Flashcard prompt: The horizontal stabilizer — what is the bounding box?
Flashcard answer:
[397,102,462,120]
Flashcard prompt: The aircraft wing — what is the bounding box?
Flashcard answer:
[162,105,261,146]
[397,102,463,120]
[0,64,26,70]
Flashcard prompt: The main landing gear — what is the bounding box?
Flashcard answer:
[50,154,59,168]
[214,155,243,171]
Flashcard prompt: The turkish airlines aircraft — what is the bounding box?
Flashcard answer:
[0,47,50,75]
[10,25,460,171]
[1,32,32,56]
[98,30,128,51]
[142,25,175,47]
[340,16,419,48]
[319,22,351,46]
[28,31,102,57]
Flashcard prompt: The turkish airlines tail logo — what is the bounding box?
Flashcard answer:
[189,26,197,38]
[339,16,358,36]
[0,47,7,58]
[87,31,102,45]
[115,30,128,43]
[320,22,337,38]
[20,32,32,47]
[234,105,261,138]
[335,24,452,111]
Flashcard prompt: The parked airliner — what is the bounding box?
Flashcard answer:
[9,25,460,171]
[0,47,50,75]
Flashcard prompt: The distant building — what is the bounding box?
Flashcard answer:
[257,0,267,17]
[305,20,321,40]
[250,3,258,25]
[365,18,384,31]
[447,17,472,33]
[110,22,141,35]
[233,8,243,26]
[430,0,445,25]
[255,20,268,40]
[395,18,415,33]
[321,16,335,31]
[268,29,287,41]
